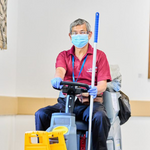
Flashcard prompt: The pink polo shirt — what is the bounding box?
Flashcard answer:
[55,44,111,86]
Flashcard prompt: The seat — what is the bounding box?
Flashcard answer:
[76,91,122,150]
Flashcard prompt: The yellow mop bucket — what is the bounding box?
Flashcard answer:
[24,131,50,150]
[24,126,68,150]
[49,126,68,148]
[48,131,67,150]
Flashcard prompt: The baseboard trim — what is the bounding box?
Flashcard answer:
[0,96,18,115]
[130,100,150,116]
[17,97,57,115]
[0,96,150,116]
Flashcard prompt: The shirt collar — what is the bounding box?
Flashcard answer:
[68,43,93,56]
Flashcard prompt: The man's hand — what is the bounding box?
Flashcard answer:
[51,77,63,89]
[88,86,98,99]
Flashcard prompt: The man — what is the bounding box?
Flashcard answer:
[35,18,112,150]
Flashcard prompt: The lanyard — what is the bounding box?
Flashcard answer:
[72,55,88,82]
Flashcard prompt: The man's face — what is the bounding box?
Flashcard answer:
[69,23,92,40]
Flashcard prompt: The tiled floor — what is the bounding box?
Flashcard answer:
[0,115,150,150]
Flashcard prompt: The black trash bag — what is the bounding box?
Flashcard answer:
[118,91,131,125]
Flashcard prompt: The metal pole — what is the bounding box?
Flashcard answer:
[88,12,99,150]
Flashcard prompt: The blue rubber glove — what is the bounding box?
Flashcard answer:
[112,81,121,92]
[51,77,63,89]
[88,86,98,99]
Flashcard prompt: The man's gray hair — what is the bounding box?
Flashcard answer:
[70,18,91,34]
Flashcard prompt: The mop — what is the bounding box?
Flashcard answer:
[88,12,100,150]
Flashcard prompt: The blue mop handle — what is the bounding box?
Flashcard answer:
[94,12,99,43]
[88,12,100,150]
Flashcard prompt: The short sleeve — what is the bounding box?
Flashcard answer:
[97,51,112,82]
[55,51,67,70]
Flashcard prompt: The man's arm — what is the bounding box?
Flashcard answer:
[96,80,107,96]
[54,67,66,80]
[51,67,66,89]
[79,80,107,100]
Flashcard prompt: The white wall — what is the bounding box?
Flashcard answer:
[0,0,150,100]
[0,0,18,96]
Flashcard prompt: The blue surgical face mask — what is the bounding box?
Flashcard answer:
[71,34,89,48]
